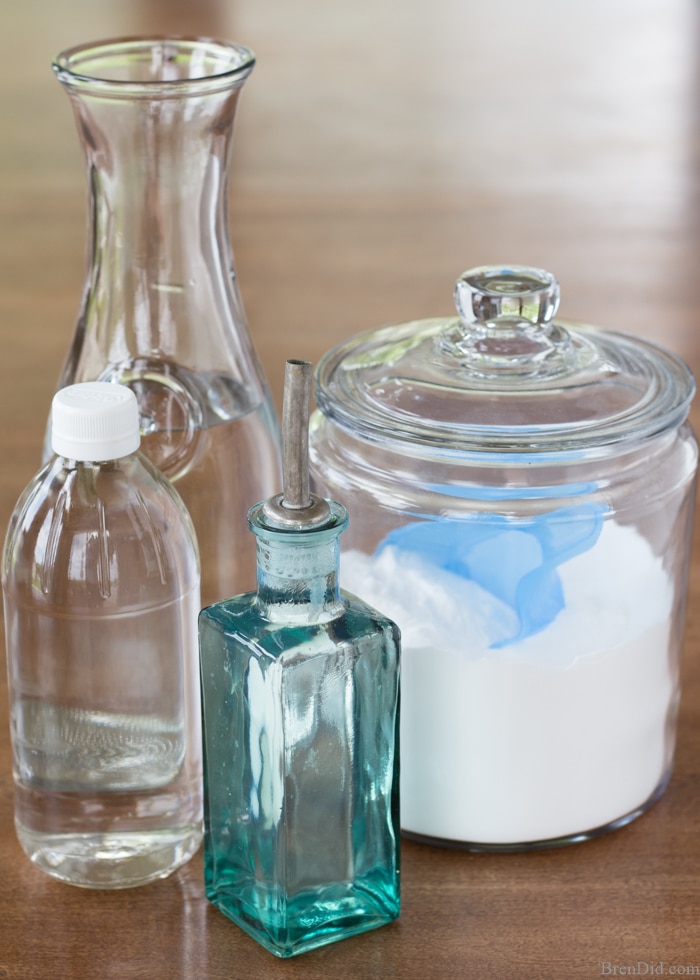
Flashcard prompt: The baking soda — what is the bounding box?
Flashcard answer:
[341,520,676,844]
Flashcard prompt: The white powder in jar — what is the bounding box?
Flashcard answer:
[341,520,676,844]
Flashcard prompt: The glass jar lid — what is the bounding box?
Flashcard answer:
[315,265,695,456]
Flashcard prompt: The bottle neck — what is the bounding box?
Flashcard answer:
[255,531,345,623]
[249,497,349,624]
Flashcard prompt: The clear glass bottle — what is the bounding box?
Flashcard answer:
[199,361,400,957]
[50,37,281,606]
[3,383,202,887]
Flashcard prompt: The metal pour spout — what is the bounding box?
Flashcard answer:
[262,360,331,528]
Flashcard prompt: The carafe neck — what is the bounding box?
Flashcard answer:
[64,83,243,355]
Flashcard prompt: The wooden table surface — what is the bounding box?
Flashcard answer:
[2,0,700,977]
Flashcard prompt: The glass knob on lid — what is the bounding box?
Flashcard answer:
[314,262,695,456]
[441,264,578,379]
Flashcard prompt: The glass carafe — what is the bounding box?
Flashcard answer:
[50,37,281,605]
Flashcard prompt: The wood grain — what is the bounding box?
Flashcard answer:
[1,1,700,977]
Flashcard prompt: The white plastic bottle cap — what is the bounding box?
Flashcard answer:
[51,382,141,462]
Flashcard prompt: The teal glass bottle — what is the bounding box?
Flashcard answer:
[198,361,400,957]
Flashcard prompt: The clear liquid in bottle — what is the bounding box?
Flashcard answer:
[3,384,203,887]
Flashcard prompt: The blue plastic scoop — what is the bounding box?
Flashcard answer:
[377,503,605,647]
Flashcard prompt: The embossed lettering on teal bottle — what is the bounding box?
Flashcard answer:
[199,361,400,957]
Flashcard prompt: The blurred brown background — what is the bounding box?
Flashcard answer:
[1,1,699,977]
